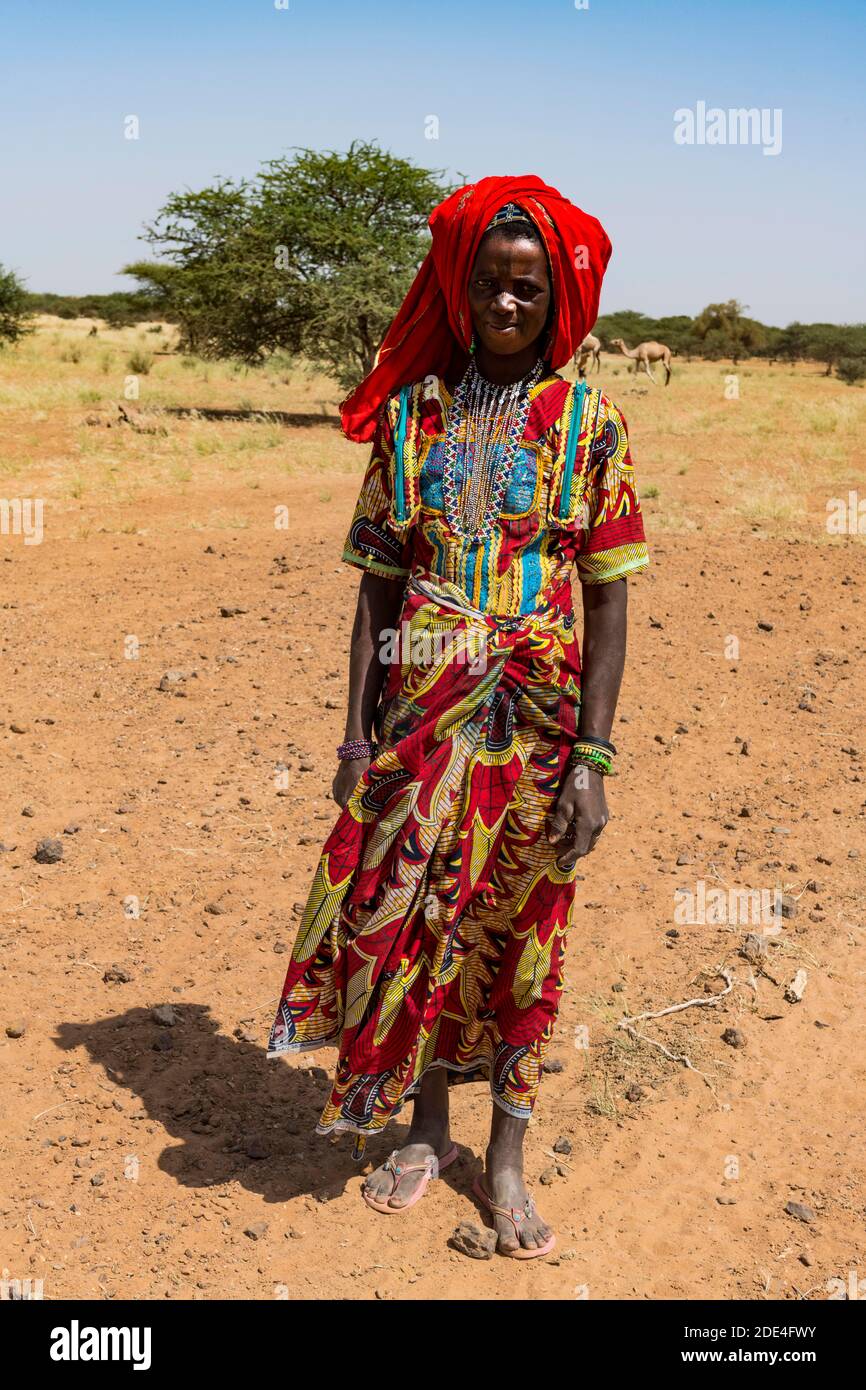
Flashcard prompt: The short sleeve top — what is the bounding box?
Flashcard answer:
[342,371,649,616]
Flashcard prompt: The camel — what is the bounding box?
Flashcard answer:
[610,338,672,385]
[572,333,601,378]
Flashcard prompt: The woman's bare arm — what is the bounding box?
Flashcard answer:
[576,577,628,741]
[547,578,628,869]
[333,571,406,806]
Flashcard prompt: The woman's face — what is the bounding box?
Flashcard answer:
[468,230,552,359]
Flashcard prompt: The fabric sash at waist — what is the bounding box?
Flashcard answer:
[407,571,572,637]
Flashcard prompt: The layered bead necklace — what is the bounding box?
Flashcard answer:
[442,356,545,541]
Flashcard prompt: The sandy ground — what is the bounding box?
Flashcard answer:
[1,327,865,1300]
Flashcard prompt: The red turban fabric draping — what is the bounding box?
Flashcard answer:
[339,174,612,443]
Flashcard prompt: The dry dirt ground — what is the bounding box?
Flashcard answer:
[1,321,864,1300]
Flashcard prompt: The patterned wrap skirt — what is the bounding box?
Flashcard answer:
[267,573,582,1138]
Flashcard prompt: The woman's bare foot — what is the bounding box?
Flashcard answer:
[482,1109,554,1254]
[362,1069,450,1210]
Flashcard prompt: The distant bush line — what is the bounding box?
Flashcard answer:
[5,141,864,387]
[21,291,866,379]
[23,290,169,328]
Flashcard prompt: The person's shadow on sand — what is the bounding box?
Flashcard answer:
[54,1006,474,1207]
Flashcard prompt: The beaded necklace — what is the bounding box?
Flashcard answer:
[442,357,545,541]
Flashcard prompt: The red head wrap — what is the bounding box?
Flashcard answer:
[340,174,612,442]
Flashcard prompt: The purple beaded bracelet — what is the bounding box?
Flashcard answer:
[336,738,377,762]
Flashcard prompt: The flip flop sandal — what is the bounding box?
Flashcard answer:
[362,1143,459,1214]
[472,1174,556,1259]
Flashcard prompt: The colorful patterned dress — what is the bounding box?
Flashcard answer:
[268,371,649,1138]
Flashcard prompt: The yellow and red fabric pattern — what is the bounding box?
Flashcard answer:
[268,570,582,1134]
[267,374,649,1138]
[343,372,649,608]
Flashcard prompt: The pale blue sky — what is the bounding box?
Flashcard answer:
[1,0,862,324]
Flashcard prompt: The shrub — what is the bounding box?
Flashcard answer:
[0,263,33,344]
[127,348,153,374]
[836,357,865,386]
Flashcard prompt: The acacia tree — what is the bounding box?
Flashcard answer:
[775,321,810,364]
[692,299,766,364]
[0,264,33,345]
[123,180,284,358]
[124,143,451,386]
[806,324,858,376]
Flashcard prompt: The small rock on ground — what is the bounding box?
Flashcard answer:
[151,1004,178,1027]
[785,1200,816,1224]
[34,838,63,864]
[450,1222,497,1260]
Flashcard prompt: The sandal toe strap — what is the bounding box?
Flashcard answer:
[487,1192,537,1228]
[382,1150,438,1181]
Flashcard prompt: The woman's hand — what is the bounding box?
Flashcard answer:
[546,766,609,871]
[332,756,371,809]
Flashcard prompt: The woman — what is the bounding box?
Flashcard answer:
[268,175,649,1258]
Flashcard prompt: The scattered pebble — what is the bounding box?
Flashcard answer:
[151,1004,178,1027]
[450,1222,497,1260]
[785,969,808,1003]
[741,933,767,961]
[34,838,63,864]
[158,669,197,692]
[784,1200,816,1225]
